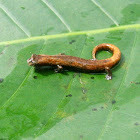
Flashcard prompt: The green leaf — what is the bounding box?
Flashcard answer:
[0,0,140,139]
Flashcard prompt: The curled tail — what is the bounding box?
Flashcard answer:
[92,43,121,68]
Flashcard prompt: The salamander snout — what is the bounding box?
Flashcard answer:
[27,54,37,66]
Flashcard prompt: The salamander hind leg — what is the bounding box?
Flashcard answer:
[105,67,112,80]
[54,65,63,73]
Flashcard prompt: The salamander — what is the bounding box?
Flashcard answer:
[27,43,121,80]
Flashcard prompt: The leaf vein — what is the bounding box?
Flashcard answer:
[35,36,88,137]
[96,29,138,140]
[40,0,72,32]
[91,0,119,26]
[0,40,47,110]
[0,3,31,37]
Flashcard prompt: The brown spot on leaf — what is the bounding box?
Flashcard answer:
[69,40,76,44]
[80,135,83,139]
[66,94,72,97]
[112,100,116,104]
[91,76,94,79]
[134,122,139,126]
[92,108,97,111]
[0,78,4,83]
[33,76,38,79]
[0,52,4,55]
[130,11,134,13]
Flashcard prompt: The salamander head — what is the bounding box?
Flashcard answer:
[27,54,37,66]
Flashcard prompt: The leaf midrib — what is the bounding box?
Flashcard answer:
[0,24,140,46]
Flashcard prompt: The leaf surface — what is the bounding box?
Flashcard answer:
[0,0,140,139]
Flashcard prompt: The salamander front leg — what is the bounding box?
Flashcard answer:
[55,65,63,73]
[105,67,112,80]
[59,53,65,55]
[90,58,96,60]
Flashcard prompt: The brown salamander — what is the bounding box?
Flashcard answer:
[27,43,121,80]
